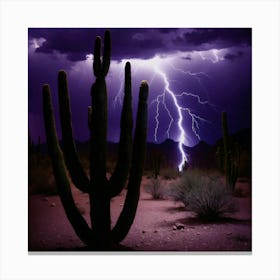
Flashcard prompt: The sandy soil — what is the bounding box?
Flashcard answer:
[28,177,251,252]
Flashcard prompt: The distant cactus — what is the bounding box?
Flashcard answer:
[182,160,189,172]
[151,150,163,179]
[215,144,224,171]
[42,30,149,250]
[221,111,240,191]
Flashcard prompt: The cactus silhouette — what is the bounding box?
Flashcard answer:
[221,111,239,191]
[151,150,163,179]
[42,30,149,250]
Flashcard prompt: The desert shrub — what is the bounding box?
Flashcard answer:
[144,178,165,199]
[238,150,251,178]
[169,169,237,221]
[106,159,116,175]
[29,155,57,195]
[161,168,178,180]
[29,165,57,195]
[233,187,246,197]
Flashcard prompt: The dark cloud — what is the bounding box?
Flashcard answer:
[223,51,244,61]
[30,28,104,61]
[29,28,251,62]
[157,28,178,34]
[181,55,192,60]
[173,28,251,50]
[29,28,166,61]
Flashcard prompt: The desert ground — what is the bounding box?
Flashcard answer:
[28,176,251,252]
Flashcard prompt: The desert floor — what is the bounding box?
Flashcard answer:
[28,177,251,252]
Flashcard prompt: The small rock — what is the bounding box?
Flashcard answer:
[175,223,185,230]
[42,197,49,202]
[120,204,124,206]
[50,202,56,207]
[226,232,232,235]
[173,225,177,230]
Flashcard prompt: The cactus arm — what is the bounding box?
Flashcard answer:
[112,81,149,243]
[101,30,111,77]
[57,70,90,193]
[93,36,102,78]
[42,84,94,247]
[108,62,133,198]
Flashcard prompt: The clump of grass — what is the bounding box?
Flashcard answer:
[144,178,165,199]
[169,169,237,221]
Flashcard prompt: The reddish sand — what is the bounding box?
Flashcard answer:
[28,178,251,252]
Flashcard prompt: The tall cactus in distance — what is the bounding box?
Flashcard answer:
[221,111,239,192]
[42,30,149,250]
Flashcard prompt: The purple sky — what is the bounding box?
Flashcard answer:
[28,28,251,146]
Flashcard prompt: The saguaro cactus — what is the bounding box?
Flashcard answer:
[42,30,149,250]
[221,111,239,191]
[151,150,163,179]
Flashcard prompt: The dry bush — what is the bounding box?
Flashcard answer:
[29,164,57,195]
[169,169,237,221]
[144,178,165,199]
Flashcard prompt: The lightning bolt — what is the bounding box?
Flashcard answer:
[169,63,211,99]
[112,71,124,108]
[112,62,142,109]
[198,49,224,63]
[150,56,217,170]
[110,55,218,171]
[153,65,188,171]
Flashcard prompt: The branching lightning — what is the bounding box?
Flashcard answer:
[111,54,218,171]
[112,71,124,108]
[155,66,187,171]
[150,56,216,171]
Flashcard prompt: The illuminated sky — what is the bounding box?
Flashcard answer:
[28,28,251,147]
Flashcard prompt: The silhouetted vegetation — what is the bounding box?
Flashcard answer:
[144,178,165,199]
[169,169,237,221]
[42,30,149,250]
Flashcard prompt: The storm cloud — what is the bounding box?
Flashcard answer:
[29,28,251,62]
